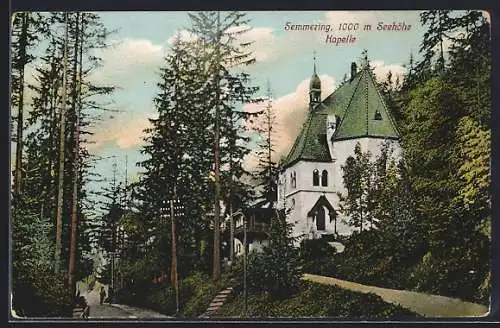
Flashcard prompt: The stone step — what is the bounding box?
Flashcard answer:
[207,306,220,312]
[213,295,228,301]
[209,301,224,307]
[201,286,235,319]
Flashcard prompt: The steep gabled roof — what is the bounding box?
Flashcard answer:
[283,65,400,168]
[282,112,332,166]
[332,68,400,140]
[307,195,337,220]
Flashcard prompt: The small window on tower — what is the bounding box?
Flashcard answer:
[374,110,382,120]
[321,170,328,186]
[313,169,319,186]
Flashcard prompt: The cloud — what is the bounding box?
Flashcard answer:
[89,38,164,85]
[243,74,337,172]
[167,30,198,45]
[88,111,156,152]
[323,11,379,28]
[238,27,277,62]
[370,60,406,86]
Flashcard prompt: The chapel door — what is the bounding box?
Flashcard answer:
[316,206,325,231]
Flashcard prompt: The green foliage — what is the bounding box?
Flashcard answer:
[144,285,176,315]
[225,212,302,299]
[114,270,233,317]
[182,271,231,317]
[339,143,375,232]
[252,212,303,298]
[300,238,336,261]
[217,281,419,319]
[116,283,176,315]
[134,35,214,282]
[12,209,73,317]
[454,116,490,214]
[13,266,73,317]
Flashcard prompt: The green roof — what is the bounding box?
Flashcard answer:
[283,66,400,168]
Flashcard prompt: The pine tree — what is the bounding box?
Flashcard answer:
[12,11,117,313]
[188,11,260,280]
[419,10,453,73]
[11,12,48,205]
[253,81,279,204]
[446,11,490,127]
[136,34,215,282]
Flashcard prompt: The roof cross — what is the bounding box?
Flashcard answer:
[361,49,369,68]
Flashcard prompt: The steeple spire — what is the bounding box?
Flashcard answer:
[313,50,317,74]
[309,51,321,111]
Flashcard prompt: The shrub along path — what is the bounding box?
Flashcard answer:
[303,273,488,318]
[75,282,170,319]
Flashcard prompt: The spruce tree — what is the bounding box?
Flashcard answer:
[11,12,48,205]
[12,11,116,313]
[136,34,215,281]
[253,81,279,205]
[188,11,260,280]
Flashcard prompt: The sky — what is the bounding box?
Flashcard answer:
[17,10,485,200]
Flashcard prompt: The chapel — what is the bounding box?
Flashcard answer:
[276,53,402,241]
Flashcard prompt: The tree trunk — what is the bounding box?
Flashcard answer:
[13,12,29,205]
[55,12,69,274]
[212,11,221,281]
[170,188,179,314]
[69,12,82,295]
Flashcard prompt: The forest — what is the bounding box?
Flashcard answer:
[10,10,490,318]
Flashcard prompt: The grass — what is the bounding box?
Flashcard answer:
[181,272,233,317]
[217,281,420,319]
[304,273,489,318]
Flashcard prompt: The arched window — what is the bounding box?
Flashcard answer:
[321,170,328,186]
[313,169,319,186]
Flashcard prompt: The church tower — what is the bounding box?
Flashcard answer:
[309,52,321,110]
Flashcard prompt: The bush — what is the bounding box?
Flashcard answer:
[300,238,336,261]
[12,266,73,318]
[301,238,337,273]
[182,271,231,317]
[114,269,234,317]
[409,242,489,303]
[217,281,419,319]
[144,284,176,315]
[307,224,490,305]
[304,229,427,290]
[232,211,303,299]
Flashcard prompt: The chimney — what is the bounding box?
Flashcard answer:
[350,62,357,81]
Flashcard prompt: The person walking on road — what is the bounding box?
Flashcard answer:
[100,286,107,305]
